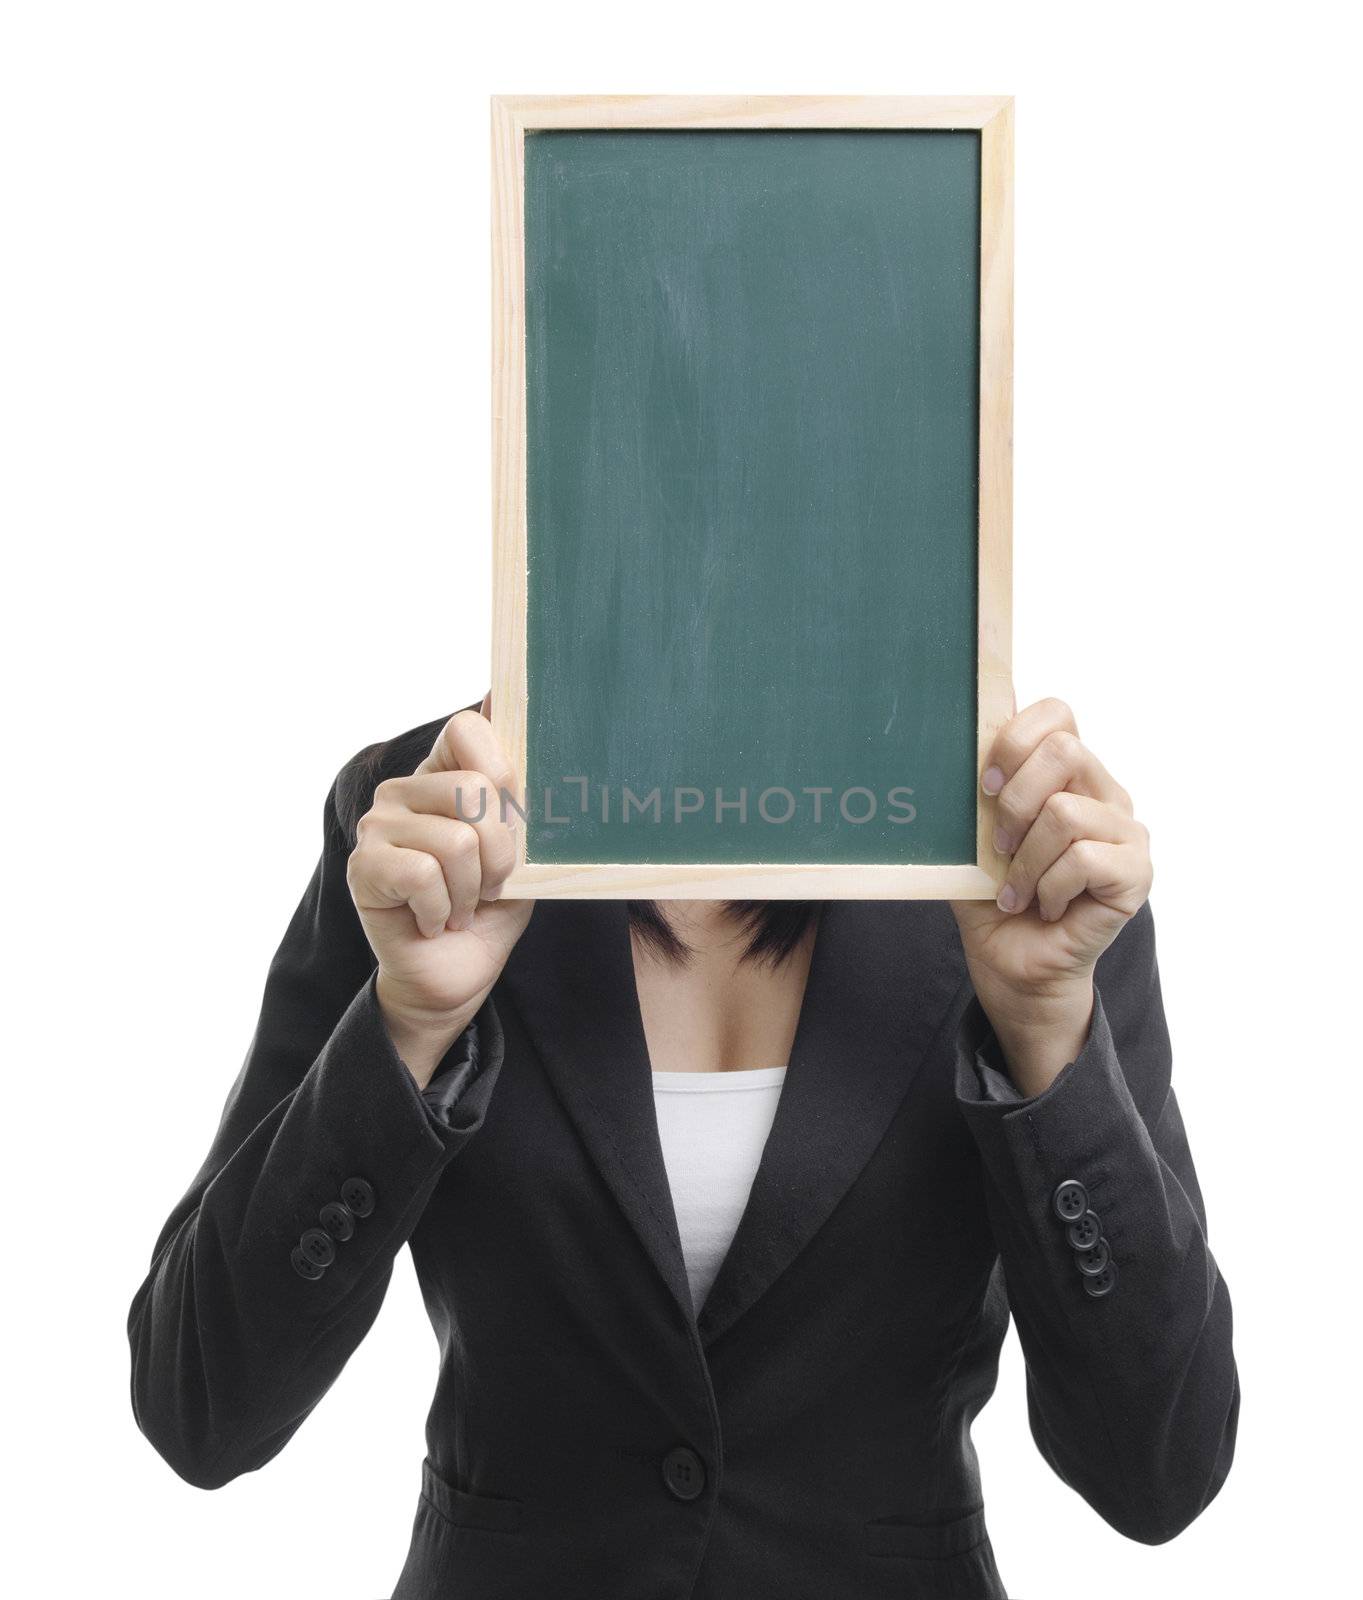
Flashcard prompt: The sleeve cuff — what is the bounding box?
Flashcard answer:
[268,969,507,1307]
[952,984,1165,1307]
[971,1025,1029,1103]
[309,968,502,1153]
[955,990,1103,1115]
[420,1018,483,1126]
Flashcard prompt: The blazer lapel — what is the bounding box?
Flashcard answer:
[695,899,969,1347]
[496,900,696,1328]
[495,897,971,1350]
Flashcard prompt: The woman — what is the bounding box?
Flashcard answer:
[128,693,1238,1599]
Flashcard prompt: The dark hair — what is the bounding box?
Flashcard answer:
[628,900,820,966]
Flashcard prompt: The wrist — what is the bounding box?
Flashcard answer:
[977,978,1095,1099]
[375,974,479,1092]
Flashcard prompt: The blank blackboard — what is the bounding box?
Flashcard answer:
[491,99,1013,898]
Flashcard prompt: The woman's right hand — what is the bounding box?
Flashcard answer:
[346,700,534,1086]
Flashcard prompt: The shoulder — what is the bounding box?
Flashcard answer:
[330,702,477,849]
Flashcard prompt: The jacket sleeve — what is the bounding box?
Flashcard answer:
[127,760,506,1490]
[954,899,1239,1544]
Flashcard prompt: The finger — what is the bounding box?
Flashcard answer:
[981,697,1078,795]
[348,842,452,939]
[376,771,519,902]
[1033,838,1153,923]
[416,708,517,799]
[998,793,1144,914]
[479,688,492,719]
[993,731,1131,852]
[380,812,487,931]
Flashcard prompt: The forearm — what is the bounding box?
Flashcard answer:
[963,1009,1237,1539]
[129,971,504,1487]
[955,946,1239,1542]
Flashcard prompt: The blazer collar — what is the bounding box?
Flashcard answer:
[496,898,968,1348]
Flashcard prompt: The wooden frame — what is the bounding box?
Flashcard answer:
[491,95,1014,899]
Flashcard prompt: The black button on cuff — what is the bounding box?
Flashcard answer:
[340,1177,376,1218]
[320,1201,355,1242]
[661,1446,706,1502]
[1066,1209,1102,1251]
[1052,1179,1089,1223]
[1083,1259,1119,1298]
[1074,1237,1111,1277]
[299,1227,336,1269]
[291,1246,326,1281]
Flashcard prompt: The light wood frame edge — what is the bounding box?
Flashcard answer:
[490,95,1014,900]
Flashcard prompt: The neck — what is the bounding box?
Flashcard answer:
[630,903,818,1074]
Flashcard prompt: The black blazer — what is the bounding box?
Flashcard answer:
[128,713,1239,1600]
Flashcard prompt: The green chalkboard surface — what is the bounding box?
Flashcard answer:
[522,128,981,868]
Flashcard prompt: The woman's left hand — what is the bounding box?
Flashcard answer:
[950,697,1154,1097]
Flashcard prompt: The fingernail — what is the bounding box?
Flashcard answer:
[982,766,1005,796]
[993,826,1012,855]
[997,884,1018,913]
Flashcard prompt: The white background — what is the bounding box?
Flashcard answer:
[3,4,1358,1597]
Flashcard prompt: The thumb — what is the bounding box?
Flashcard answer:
[415,699,507,778]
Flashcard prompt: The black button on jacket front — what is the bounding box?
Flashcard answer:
[127,712,1240,1600]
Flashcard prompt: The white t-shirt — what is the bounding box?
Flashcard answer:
[651,1066,788,1314]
